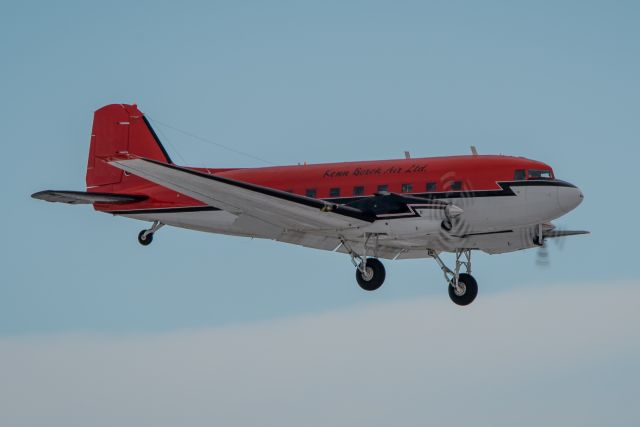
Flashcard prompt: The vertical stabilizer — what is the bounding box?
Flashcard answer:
[86,104,171,191]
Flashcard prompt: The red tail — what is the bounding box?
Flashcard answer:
[86,104,172,191]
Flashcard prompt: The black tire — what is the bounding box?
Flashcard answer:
[441,218,453,231]
[355,258,386,291]
[448,273,478,306]
[138,230,153,246]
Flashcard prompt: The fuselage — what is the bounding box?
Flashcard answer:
[95,155,583,254]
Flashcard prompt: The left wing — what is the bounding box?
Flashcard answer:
[109,158,373,231]
[543,229,590,238]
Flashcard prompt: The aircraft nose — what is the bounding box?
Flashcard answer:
[557,184,584,213]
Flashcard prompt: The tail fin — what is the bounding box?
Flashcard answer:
[86,104,172,191]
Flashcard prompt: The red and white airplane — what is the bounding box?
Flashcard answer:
[33,104,587,306]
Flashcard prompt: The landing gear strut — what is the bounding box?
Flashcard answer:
[342,234,386,291]
[429,249,478,306]
[138,221,164,246]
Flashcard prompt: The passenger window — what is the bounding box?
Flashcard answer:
[329,187,340,197]
[450,181,462,191]
[514,169,526,180]
[401,183,412,193]
[305,188,317,198]
[377,184,388,193]
[528,170,552,179]
[353,186,364,196]
[426,182,437,192]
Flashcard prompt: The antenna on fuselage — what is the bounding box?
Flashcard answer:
[470,146,478,156]
[404,151,411,159]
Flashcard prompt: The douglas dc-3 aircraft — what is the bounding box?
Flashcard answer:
[33,104,588,306]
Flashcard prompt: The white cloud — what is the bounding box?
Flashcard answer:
[1,282,639,427]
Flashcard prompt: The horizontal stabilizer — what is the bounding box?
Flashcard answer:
[542,230,590,238]
[31,190,147,205]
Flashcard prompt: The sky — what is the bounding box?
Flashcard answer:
[1,1,639,425]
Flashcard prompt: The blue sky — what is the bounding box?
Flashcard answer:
[1,1,639,425]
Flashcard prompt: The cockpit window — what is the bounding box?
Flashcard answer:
[514,169,526,180]
[528,169,553,179]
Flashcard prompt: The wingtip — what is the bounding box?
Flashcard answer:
[31,190,51,200]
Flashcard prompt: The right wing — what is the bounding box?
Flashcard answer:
[109,157,373,231]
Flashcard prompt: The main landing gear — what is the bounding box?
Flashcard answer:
[342,235,386,291]
[341,235,478,305]
[137,221,164,246]
[429,249,478,306]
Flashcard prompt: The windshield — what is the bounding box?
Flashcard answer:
[528,169,553,179]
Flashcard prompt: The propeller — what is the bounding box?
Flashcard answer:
[431,174,477,249]
[536,241,551,267]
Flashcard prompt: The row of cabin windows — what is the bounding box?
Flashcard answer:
[297,169,553,198]
[302,181,463,198]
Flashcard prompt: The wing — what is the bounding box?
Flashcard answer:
[108,158,373,231]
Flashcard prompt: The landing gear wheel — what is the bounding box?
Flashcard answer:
[448,273,478,306]
[356,258,386,291]
[441,218,453,231]
[138,230,153,246]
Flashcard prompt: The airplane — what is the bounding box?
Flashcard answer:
[32,104,588,306]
